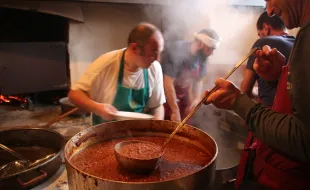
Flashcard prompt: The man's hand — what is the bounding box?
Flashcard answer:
[253,45,286,81]
[171,110,181,122]
[204,78,241,110]
[94,103,117,121]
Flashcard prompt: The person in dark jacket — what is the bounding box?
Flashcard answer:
[241,11,295,107]
[204,0,310,189]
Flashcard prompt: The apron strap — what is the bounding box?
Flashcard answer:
[118,50,126,84]
[118,49,149,100]
[243,135,257,181]
[143,68,149,104]
[118,49,149,107]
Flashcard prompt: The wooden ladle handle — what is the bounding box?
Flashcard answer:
[41,107,79,128]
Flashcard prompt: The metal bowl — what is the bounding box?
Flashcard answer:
[114,140,163,174]
[59,97,88,116]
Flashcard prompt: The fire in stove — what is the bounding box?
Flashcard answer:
[0,95,33,110]
[0,95,10,103]
[0,95,26,103]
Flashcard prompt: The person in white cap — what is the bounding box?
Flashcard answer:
[162,29,220,122]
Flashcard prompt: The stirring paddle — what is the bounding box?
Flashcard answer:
[41,107,79,128]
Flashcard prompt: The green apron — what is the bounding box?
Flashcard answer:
[92,50,149,125]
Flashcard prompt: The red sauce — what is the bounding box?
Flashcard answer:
[119,141,162,160]
[71,136,212,182]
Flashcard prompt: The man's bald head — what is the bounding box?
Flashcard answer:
[127,22,163,49]
[127,22,164,69]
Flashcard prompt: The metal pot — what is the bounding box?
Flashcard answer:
[59,97,88,116]
[65,120,218,190]
[192,106,246,190]
[212,109,247,190]
[0,128,65,190]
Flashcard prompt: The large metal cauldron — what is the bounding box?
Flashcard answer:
[65,120,218,190]
[0,128,65,190]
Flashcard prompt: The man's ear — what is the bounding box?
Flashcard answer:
[129,43,138,52]
[262,23,269,31]
[197,41,204,49]
[263,23,272,35]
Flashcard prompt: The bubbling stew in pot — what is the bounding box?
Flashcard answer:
[119,141,162,160]
[71,136,212,182]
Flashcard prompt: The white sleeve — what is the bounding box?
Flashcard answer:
[71,59,101,97]
[70,50,121,103]
[146,61,166,108]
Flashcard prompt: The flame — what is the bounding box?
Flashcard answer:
[0,95,27,104]
[0,95,11,103]
[8,96,24,102]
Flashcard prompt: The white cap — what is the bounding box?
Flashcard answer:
[194,33,220,49]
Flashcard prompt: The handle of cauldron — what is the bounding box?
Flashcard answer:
[0,143,26,161]
[41,107,79,128]
[162,47,259,149]
[17,169,47,188]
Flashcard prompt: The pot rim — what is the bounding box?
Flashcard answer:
[65,120,218,185]
[0,128,65,179]
[59,97,75,107]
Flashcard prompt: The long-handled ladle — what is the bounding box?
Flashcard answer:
[0,143,56,177]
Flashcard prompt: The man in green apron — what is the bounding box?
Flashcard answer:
[68,23,166,125]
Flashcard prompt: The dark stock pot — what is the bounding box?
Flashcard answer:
[0,128,65,189]
[65,120,218,190]
[59,97,88,116]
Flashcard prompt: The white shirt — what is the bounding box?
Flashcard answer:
[71,48,166,109]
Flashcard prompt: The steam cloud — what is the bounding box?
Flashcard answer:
[143,0,263,168]
[161,0,260,71]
